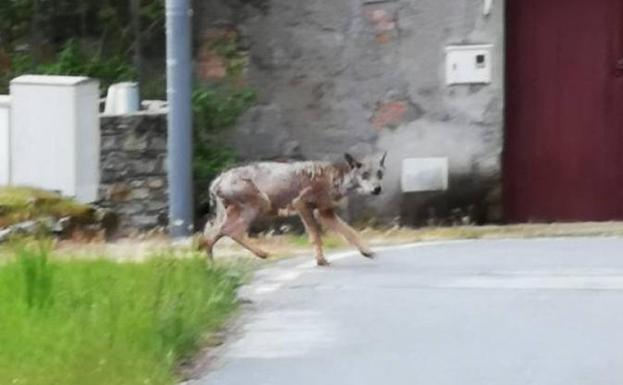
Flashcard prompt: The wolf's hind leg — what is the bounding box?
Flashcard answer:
[220,204,270,259]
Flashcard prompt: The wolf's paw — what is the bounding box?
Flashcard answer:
[361,250,376,259]
[316,258,331,267]
[256,251,270,260]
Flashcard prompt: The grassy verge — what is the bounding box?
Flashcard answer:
[46,222,623,263]
[0,241,243,385]
[246,222,623,259]
[357,222,623,244]
[0,187,93,228]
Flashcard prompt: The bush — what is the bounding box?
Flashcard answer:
[192,86,256,187]
[1,39,135,93]
[192,86,256,136]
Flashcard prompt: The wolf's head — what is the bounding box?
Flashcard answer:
[344,152,387,196]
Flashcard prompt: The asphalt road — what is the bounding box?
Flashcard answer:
[190,238,623,385]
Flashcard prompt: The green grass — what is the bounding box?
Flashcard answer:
[284,233,345,250]
[0,187,93,228]
[0,242,243,385]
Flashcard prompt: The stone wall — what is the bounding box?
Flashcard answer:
[195,0,505,225]
[99,112,168,233]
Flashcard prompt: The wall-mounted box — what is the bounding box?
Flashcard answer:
[445,44,493,85]
[0,96,10,186]
[10,75,100,202]
[401,158,449,193]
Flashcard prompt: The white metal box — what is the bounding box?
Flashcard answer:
[0,96,10,185]
[445,44,493,85]
[10,75,100,202]
[401,158,449,193]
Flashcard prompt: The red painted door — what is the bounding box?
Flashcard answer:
[504,0,623,222]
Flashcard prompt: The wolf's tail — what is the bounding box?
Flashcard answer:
[203,177,226,236]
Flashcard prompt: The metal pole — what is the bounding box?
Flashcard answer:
[130,0,143,95]
[166,0,194,238]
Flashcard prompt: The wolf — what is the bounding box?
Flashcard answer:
[200,152,387,266]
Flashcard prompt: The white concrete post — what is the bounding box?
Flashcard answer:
[0,96,10,185]
[10,75,100,202]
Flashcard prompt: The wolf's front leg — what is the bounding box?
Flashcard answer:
[293,199,329,266]
[318,209,374,258]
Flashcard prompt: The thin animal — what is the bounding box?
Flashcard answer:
[200,152,387,266]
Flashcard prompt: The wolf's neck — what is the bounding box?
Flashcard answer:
[328,161,356,196]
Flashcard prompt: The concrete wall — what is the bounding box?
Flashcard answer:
[197,0,505,225]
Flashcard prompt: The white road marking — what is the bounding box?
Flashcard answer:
[250,240,473,295]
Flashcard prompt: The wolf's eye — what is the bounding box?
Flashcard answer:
[377,170,384,179]
[362,172,370,179]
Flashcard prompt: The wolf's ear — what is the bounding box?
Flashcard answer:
[344,153,362,169]
[380,151,387,167]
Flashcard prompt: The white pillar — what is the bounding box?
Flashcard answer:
[10,75,100,202]
[0,96,10,186]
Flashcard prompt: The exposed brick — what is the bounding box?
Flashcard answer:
[197,26,240,81]
[372,101,408,130]
[364,8,397,43]
[198,53,227,80]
